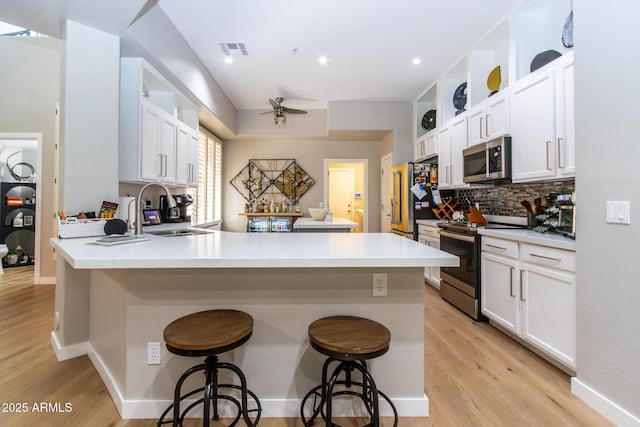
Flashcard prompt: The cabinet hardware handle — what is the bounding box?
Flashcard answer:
[509,267,515,297]
[529,253,562,262]
[546,141,552,170]
[485,114,490,137]
[158,153,163,176]
[446,166,450,184]
[164,155,168,177]
[438,230,476,243]
[557,138,564,168]
[486,244,507,250]
[479,117,483,138]
[519,270,525,302]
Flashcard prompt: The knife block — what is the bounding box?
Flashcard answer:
[468,207,487,226]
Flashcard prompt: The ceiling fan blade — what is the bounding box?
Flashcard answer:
[282,107,308,114]
[259,111,274,115]
[269,98,280,108]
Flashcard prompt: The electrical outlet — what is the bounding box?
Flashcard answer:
[147,342,161,365]
[372,273,387,297]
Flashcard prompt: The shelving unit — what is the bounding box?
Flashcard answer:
[1,182,36,268]
[413,0,574,184]
[414,0,573,140]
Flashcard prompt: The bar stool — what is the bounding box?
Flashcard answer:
[300,315,398,427]
[157,309,261,427]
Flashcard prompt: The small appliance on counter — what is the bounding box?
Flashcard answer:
[159,194,193,223]
[554,192,576,239]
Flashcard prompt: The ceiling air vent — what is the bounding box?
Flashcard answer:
[219,42,249,57]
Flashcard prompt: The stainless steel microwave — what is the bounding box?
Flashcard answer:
[463,136,512,183]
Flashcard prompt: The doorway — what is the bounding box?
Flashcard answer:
[324,159,367,233]
[380,152,393,233]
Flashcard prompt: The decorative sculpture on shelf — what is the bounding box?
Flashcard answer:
[6,151,35,181]
[230,159,315,203]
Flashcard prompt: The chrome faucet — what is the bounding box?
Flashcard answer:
[134,182,177,236]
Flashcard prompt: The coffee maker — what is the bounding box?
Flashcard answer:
[159,194,193,223]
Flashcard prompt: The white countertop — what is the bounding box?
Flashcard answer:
[50,231,459,270]
[478,228,576,251]
[293,217,359,229]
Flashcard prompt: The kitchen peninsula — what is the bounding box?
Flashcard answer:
[50,231,458,420]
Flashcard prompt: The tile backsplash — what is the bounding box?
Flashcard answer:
[456,180,575,218]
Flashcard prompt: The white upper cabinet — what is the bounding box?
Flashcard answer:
[437,125,452,189]
[467,92,509,147]
[438,115,468,189]
[510,67,557,181]
[510,52,574,182]
[175,123,199,187]
[555,57,575,178]
[120,58,199,187]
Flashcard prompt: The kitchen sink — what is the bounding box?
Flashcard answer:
[147,228,215,237]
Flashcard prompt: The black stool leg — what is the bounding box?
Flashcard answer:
[164,362,207,427]
[300,356,338,426]
[207,356,220,421]
[217,361,261,426]
[325,360,348,427]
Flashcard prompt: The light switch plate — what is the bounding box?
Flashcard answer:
[606,201,631,224]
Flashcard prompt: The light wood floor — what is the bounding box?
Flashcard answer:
[0,267,613,426]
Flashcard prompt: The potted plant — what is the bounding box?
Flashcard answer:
[6,249,19,265]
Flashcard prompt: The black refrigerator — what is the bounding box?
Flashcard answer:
[390,161,450,240]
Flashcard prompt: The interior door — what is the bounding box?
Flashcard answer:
[380,153,392,233]
[328,168,354,222]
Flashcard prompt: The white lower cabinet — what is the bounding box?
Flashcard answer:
[481,236,576,370]
[482,250,519,334]
[417,221,441,288]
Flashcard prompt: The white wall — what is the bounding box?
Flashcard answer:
[573,1,640,424]
[222,139,382,233]
[328,100,413,163]
[59,21,120,215]
[0,36,60,279]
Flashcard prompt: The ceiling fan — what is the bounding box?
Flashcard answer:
[260,97,307,125]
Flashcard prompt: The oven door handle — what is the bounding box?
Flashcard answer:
[437,230,476,243]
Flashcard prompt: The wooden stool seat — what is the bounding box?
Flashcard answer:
[163,309,253,357]
[158,309,261,426]
[308,315,391,360]
[301,315,397,426]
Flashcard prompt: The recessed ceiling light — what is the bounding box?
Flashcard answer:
[412,58,421,65]
[318,56,328,65]
[224,56,233,64]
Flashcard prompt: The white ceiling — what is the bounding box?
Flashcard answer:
[1,0,521,120]
[157,0,520,111]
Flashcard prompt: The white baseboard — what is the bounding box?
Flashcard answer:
[86,343,428,419]
[35,275,56,285]
[572,377,640,426]
[50,332,88,361]
[114,396,428,420]
[86,344,125,417]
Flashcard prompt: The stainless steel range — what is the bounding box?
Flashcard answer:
[437,221,523,320]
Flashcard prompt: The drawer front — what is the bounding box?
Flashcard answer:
[417,224,439,238]
[481,236,518,259]
[520,243,576,272]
